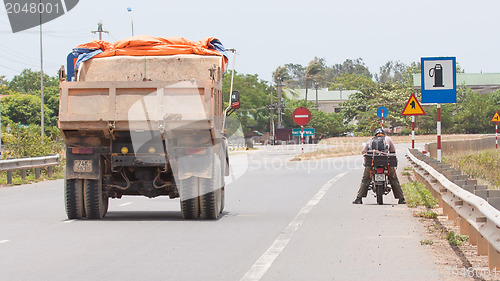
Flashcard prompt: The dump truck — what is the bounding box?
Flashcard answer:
[58,36,238,220]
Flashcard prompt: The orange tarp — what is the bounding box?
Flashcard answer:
[76,35,228,71]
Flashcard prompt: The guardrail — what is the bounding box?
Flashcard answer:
[0,154,60,184]
[406,148,500,269]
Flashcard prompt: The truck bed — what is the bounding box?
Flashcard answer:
[59,55,224,134]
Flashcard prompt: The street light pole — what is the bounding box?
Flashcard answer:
[127,7,134,36]
[40,0,44,139]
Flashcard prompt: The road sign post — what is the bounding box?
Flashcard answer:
[421,57,457,161]
[401,92,426,149]
[377,106,389,129]
[293,107,311,154]
[491,112,500,149]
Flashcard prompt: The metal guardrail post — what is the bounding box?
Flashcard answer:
[407,148,500,268]
[0,154,59,184]
[7,171,12,184]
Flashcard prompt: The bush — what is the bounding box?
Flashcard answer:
[3,124,63,159]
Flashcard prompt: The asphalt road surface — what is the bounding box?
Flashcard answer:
[0,143,442,281]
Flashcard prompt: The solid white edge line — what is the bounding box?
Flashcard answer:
[0,240,10,244]
[239,171,348,281]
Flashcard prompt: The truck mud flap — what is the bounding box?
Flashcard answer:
[175,153,213,181]
[66,147,101,180]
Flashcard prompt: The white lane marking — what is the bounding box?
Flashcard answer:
[240,172,348,281]
[119,202,134,207]
[63,220,76,224]
[0,240,10,244]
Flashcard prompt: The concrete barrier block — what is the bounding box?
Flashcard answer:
[475,190,488,200]
[468,179,478,185]
[462,184,476,193]
[489,190,500,198]
[452,175,468,181]
[454,179,467,187]
[488,197,500,210]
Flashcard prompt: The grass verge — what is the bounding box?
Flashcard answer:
[443,148,500,189]
[401,182,438,208]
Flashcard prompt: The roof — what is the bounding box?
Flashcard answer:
[413,73,500,93]
[284,88,359,101]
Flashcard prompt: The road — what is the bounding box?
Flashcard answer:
[0,143,442,281]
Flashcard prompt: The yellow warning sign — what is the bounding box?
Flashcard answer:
[491,111,500,122]
[401,93,426,116]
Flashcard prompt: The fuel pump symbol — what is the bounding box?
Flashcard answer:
[429,64,444,87]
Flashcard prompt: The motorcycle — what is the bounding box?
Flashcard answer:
[364,151,397,205]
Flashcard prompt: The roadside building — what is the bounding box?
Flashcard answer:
[284,88,359,114]
[413,73,500,94]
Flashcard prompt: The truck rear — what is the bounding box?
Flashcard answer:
[59,37,237,220]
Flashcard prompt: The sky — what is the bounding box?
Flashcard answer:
[1,0,500,83]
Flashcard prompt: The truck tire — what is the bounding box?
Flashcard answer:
[180,177,200,219]
[200,154,222,219]
[84,179,108,219]
[65,179,85,219]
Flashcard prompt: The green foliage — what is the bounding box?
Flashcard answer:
[0,92,54,127]
[402,182,438,208]
[420,239,434,245]
[339,82,413,134]
[415,211,438,219]
[443,149,500,188]
[222,71,272,134]
[3,124,63,158]
[446,231,468,246]
[8,69,58,93]
[329,73,377,91]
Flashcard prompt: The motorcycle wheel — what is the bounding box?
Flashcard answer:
[376,184,384,205]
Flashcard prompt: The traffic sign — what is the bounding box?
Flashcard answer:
[421,57,457,103]
[401,93,426,116]
[292,107,311,126]
[377,107,389,119]
[491,111,500,122]
[292,128,315,137]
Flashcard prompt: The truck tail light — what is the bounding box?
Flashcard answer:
[72,147,93,154]
[376,167,384,174]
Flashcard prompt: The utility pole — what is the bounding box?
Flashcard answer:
[314,82,319,110]
[269,85,274,145]
[277,78,283,129]
[92,21,109,40]
[39,0,44,139]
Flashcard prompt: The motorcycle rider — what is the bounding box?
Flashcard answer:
[352,128,406,204]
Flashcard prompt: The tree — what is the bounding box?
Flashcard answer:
[329,73,377,91]
[222,71,273,134]
[284,63,305,88]
[273,65,291,84]
[376,61,407,84]
[305,57,327,88]
[0,92,53,126]
[8,69,58,93]
[329,58,372,80]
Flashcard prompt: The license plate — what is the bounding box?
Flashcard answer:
[74,160,92,173]
[374,173,385,182]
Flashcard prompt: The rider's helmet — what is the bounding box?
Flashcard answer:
[373,128,385,136]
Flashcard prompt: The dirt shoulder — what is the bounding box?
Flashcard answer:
[399,170,495,281]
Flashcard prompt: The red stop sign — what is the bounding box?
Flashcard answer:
[292,107,311,126]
